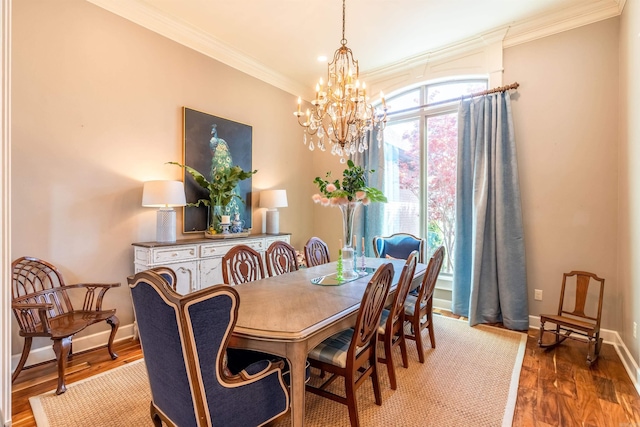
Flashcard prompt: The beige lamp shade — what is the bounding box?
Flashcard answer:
[142,180,187,207]
[260,189,288,234]
[259,189,288,209]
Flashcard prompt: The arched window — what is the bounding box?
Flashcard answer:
[380,78,487,274]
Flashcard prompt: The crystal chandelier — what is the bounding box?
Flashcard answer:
[294,0,387,162]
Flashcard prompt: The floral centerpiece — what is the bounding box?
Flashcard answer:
[312,160,386,269]
[168,161,257,234]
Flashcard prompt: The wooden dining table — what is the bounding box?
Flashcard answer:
[227,257,427,427]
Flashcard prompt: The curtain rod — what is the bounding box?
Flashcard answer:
[385,82,520,117]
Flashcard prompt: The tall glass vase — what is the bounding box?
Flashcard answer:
[338,201,360,279]
[207,205,223,234]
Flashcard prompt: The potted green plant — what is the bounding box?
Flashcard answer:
[168,162,257,234]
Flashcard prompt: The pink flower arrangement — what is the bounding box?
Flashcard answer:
[312,160,386,206]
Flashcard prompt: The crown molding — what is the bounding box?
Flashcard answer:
[86,0,308,98]
[503,0,623,48]
[362,27,508,84]
[87,0,623,98]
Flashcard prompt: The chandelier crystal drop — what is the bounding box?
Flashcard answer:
[294,0,387,163]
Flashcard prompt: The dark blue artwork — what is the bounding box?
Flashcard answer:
[182,107,253,233]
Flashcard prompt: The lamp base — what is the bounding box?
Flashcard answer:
[266,209,280,234]
[157,208,176,243]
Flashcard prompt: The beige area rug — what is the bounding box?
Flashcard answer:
[30,316,526,427]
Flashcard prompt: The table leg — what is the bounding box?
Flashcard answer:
[287,343,307,427]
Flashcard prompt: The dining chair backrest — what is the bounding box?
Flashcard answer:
[304,237,331,267]
[373,233,425,263]
[404,246,445,363]
[387,251,418,330]
[265,240,299,277]
[417,246,445,306]
[221,244,265,285]
[377,251,418,390]
[148,266,178,292]
[351,263,394,354]
[128,270,289,426]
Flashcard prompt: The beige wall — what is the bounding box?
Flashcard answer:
[619,1,640,364]
[10,0,638,373]
[11,0,316,355]
[503,18,620,330]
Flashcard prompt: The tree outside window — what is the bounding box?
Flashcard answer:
[381,80,487,274]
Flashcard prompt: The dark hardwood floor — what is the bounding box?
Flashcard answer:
[10,313,640,426]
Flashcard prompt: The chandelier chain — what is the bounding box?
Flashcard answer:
[341,0,347,46]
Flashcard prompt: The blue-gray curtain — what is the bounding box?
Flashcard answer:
[353,130,385,256]
[452,92,529,331]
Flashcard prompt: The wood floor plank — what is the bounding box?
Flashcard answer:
[574,369,608,427]
[591,375,619,403]
[518,365,538,390]
[599,398,632,427]
[513,386,537,427]
[557,393,583,426]
[617,391,640,424]
[535,388,559,426]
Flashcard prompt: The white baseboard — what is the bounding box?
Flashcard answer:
[433,297,452,311]
[11,323,135,371]
[528,314,640,395]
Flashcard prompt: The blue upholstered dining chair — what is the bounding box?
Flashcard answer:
[373,233,426,263]
[128,269,289,427]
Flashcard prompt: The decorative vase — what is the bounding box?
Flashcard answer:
[208,205,223,234]
[231,213,245,233]
[338,201,360,279]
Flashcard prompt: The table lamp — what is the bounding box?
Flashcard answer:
[260,189,288,234]
[142,180,187,243]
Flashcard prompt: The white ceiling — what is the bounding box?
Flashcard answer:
[89,0,623,98]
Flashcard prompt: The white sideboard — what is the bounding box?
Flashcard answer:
[132,233,291,294]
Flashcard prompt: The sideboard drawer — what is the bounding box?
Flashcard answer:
[245,238,266,252]
[200,238,266,258]
[152,246,198,263]
[200,241,238,258]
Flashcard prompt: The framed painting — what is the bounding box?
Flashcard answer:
[182,107,253,233]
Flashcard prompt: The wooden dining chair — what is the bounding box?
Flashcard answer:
[221,244,265,285]
[304,237,331,267]
[11,256,120,394]
[306,263,394,427]
[377,251,418,390]
[265,240,299,277]
[404,246,444,363]
[373,232,426,263]
[538,271,605,366]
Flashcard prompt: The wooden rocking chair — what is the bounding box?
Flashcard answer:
[538,270,605,366]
